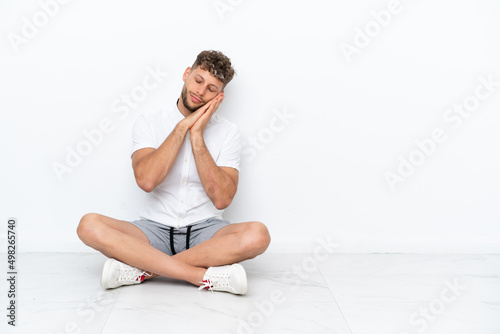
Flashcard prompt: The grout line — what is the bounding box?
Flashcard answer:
[99,287,123,334]
[314,256,355,334]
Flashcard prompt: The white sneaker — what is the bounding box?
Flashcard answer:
[100,258,151,289]
[198,263,248,295]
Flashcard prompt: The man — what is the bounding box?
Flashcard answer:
[77,50,271,295]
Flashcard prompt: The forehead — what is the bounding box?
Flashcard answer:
[191,67,223,88]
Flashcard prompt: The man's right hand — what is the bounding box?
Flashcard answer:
[132,95,223,193]
[178,94,222,134]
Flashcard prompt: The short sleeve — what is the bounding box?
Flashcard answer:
[216,126,241,171]
[131,114,156,157]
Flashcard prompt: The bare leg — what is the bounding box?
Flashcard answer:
[77,214,271,286]
[173,221,271,268]
[77,213,205,286]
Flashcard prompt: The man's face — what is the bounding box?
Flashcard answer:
[181,67,224,112]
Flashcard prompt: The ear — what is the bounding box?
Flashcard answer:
[182,67,191,82]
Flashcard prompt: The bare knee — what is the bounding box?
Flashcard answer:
[77,213,104,246]
[240,221,271,258]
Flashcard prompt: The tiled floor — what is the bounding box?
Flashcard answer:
[2,252,500,334]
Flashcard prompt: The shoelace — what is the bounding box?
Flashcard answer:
[198,274,233,293]
[198,279,213,292]
[117,263,151,283]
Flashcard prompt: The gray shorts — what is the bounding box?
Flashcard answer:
[129,217,230,256]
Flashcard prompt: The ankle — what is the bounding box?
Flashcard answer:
[194,268,207,286]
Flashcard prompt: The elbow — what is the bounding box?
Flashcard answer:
[133,165,156,192]
[135,175,156,193]
[214,201,230,210]
[213,194,234,210]
[141,184,155,193]
[140,182,155,193]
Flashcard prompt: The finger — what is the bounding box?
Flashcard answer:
[193,99,214,117]
[195,95,222,121]
[210,97,222,114]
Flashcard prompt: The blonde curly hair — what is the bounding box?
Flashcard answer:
[192,50,235,87]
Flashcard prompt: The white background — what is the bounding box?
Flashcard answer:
[1,0,499,253]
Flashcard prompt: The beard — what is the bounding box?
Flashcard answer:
[181,85,205,112]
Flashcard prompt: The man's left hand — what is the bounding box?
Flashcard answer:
[190,92,224,137]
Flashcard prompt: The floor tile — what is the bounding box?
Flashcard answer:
[1,253,119,334]
[337,301,500,334]
[102,253,351,333]
[323,274,500,303]
[2,252,499,334]
[103,290,351,334]
[316,254,500,276]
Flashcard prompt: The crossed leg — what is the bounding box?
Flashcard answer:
[76,213,271,286]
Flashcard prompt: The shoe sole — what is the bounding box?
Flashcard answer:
[100,258,115,289]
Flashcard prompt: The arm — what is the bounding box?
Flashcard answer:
[132,108,208,192]
[132,124,188,192]
[190,93,239,209]
[191,134,239,210]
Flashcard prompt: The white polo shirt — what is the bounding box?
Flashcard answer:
[131,106,241,228]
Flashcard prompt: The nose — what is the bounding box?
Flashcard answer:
[196,85,206,98]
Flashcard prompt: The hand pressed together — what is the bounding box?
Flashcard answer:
[186,92,225,137]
